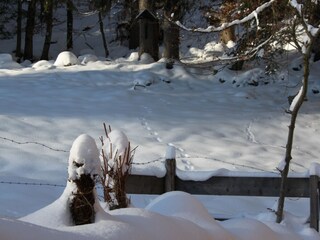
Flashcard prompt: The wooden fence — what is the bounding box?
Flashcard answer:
[126,158,320,231]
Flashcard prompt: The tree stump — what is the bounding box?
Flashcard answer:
[69,174,96,225]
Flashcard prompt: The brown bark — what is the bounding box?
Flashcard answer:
[139,0,154,12]
[276,39,312,224]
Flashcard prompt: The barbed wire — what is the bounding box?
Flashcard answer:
[132,155,271,173]
[0,135,271,172]
[0,181,65,188]
[0,136,69,153]
[0,155,271,189]
[178,156,272,173]
[132,157,164,165]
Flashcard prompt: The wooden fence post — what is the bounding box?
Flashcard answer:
[165,146,176,192]
[309,175,319,231]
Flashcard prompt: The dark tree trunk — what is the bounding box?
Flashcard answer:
[15,0,23,62]
[69,174,96,225]
[41,0,53,60]
[129,0,140,49]
[163,0,181,60]
[219,0,235,44]
[98,11,109,58]
[220,24,235,44]
[162,17,179,60]
[24,0,37,61]
[66,0,73,50]
[310,3,320,61]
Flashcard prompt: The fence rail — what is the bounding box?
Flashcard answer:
[126,158,320,231]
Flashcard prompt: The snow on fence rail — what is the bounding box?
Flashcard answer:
[126,158,320,231]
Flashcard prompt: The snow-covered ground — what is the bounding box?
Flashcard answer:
[0,1,320,238]
[0,47,319,239]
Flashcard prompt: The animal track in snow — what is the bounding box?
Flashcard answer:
[181,159,194,170]
[139,105,193,169]
[246,120,259,144]
[168,143,194,170]
[139,116,163,143]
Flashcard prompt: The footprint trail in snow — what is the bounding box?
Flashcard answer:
[139,103,195,171]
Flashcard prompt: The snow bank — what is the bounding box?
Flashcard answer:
[18,191,320,240]
[0,217,86,240]
[309,162,320,177]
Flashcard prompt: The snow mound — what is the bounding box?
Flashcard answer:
[103,129,131,173]
[78,54,98,64]
[20,182,75,227]
[133,71,160,87]
[106,129,129,158]
[54,51,79,67]
[127,52,139,62]
[68,134,100,180]
[32,60,55,70]
[0,217,86,240]
[139,53,155,64]
[19,190,320,240]
[0,53,21,69]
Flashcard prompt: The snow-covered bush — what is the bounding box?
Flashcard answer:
[68,134,100,225]
[100,125,135,209]
[54,51,79,67]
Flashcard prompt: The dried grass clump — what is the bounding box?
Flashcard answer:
[99,124,136,209]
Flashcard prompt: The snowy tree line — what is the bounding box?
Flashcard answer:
[0,0,319,65]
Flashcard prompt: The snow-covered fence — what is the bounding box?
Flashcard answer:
[126,148,320,231]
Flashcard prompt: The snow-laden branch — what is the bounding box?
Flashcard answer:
[289,0,302,15]
[176,0,276,33]
[289,0,320,53]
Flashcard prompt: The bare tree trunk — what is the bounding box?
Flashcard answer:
[15,0,23,62]
[220,26,235,44]
[24,0,37,61]
[129,0,139,49]
[163,0,180,60]
[98,11,109,58]
[66,0,73,50]
[162,18,179,60]
[41,0,53,60]
[276,41,312,224]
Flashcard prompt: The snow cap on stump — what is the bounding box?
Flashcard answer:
[68,134,100,181]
